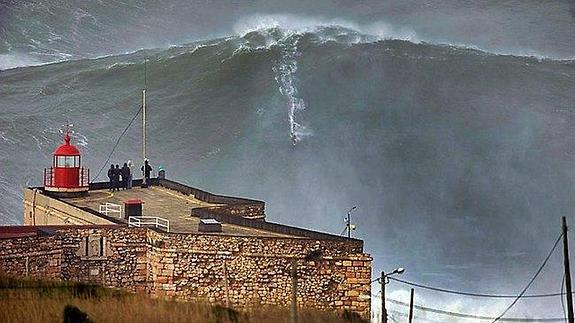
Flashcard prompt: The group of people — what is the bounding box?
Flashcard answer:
[108,161,133,192]
[108,159,154,191]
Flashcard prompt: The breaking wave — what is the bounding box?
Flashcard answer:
[1,24,575,319]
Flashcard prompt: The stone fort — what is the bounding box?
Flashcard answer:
[0,132,372,319]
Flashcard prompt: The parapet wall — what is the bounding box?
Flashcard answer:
[0,227,371,319]
[157,179,266,220]
[23,188,116,226]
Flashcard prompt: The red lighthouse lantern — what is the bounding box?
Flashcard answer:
[43,128,89,196]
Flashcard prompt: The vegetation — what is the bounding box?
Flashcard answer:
[0,276,365,323]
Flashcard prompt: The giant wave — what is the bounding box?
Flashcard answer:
[1,25,575,319]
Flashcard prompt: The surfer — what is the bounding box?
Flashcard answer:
[290,131,297,146]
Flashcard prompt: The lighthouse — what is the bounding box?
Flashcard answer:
[43,128,89,197]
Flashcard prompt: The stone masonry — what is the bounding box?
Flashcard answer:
[0,226,372,319]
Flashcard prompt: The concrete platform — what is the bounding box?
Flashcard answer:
[63,186,296,237]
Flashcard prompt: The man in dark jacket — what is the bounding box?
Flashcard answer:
[107,164,115,191]
[141,159,152,187]
[121,163,130,190]
[113,164,121,191]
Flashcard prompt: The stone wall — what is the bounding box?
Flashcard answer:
[0,227,371,319]
[0,234,61,279]
[57,227,149,293]
[146,231,371,317]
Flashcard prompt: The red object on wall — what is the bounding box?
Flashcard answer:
[44,129,89,196]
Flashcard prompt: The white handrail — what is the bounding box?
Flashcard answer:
[99,203,122,217]
[128,216,170,232]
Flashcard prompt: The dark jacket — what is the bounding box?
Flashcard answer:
[113,167,121,181]
[141,163,152,178]
[121,165,131,179]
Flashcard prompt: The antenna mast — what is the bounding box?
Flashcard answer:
[142,58,147,167]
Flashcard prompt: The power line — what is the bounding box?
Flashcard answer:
[491,232,563,322]
[374,293,566,322]
[389,276,570,299]
[91,104,143,182]
[386,297,565,322]
[387,309,446,323]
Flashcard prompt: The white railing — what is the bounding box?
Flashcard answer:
[128,216,170,232]
[99,203,122,217]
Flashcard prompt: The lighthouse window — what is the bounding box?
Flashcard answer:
[56,156,76,168]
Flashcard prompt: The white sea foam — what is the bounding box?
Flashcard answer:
[0,131,16,144]
[73,132,89,147]
[0,54,41,70]
[233,14,575,61]
[272,35,313,145]
[234,14,419,44]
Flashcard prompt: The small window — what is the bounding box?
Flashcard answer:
[56,156,76,168]
[56,156,65,167]
[64,156,74,167]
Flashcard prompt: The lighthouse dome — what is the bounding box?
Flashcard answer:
[53,132,80,156]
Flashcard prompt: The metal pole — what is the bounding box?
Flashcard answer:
[291,258,298,323]
[381,271,386,323]
[563,216,574,323]
[347,211,351,238]
[142,88,147,186]
[142,89,146,164]
[223,260,230,308]
[408,288,414,323]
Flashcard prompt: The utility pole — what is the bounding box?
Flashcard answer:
[408,288,414,323]
[381,271,386,323]
[563,216,574,323]
[291,258,298,323]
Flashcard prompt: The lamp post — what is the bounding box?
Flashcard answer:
[380,267,405,323]
[345,206,357,238]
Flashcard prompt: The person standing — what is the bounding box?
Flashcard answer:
[121,163,130,190]
[126,160,133,189]
[113,164,121,191]
[107,164,115,191]
[141,159,152,187]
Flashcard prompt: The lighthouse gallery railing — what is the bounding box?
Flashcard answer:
[43,167,90,188]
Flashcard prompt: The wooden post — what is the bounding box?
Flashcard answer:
[25,256,29,277]
[563,216,574,323]
[408,288,414,323]
[381,271,386,323]
[223,260,230,308]
[291,258,298,323]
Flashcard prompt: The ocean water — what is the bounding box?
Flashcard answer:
[1,1,575,321]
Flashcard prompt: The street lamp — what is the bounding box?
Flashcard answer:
[345,206,357,238]
[380,267,405,323]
